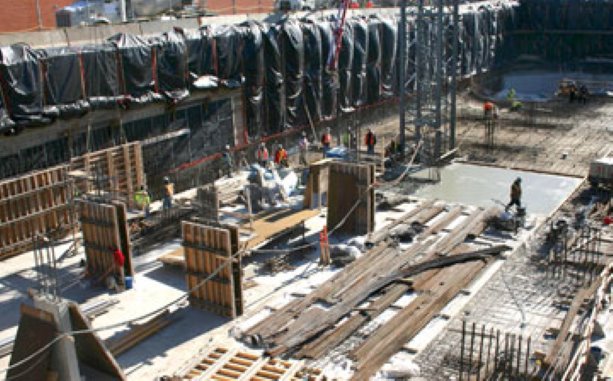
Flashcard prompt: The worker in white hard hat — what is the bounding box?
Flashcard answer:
[506,177,522,212]
[298,131,309,166]
[222,144,234,177]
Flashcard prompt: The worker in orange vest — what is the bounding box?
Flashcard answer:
[256,142,269,168]
[321,127,332,158]
[350,1,359,8]
[162,176,174,210]
[274,144,289,168]
[365,0,374,8]
[365,128,377,155]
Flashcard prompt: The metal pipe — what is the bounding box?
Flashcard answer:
[477,324,485,381]
[399,0,407,152]
[449,0,459,150]
[459,320,465,381]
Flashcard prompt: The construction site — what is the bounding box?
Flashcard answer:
[0,0,612,380]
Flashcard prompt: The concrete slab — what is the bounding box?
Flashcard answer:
[413,163,582,216]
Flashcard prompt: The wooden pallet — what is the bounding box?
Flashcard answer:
[178,346,325,381]
[0,165,75,260]
[182,221,243,318]
[70,142,144,209]
[326,162,375,235]
[79,200,134,283]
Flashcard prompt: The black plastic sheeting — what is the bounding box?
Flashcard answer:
[4,0,612,138]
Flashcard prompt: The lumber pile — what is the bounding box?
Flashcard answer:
[326,162,375,235]
[79,200,134,284]
[0,165,75,260]
[213,176,249,206]
[182,221,243,318]
[106,310,176,356]
[173,346,325,381]
[243,203,506,378]
[70,142,144,209]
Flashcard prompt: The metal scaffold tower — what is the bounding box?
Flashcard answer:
[400,0,459,181]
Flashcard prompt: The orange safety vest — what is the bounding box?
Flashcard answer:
[275,149,288,164]
[164,183,174,197]
[365,132,376,146]
[321,133,331,145]
[257,147,269,161]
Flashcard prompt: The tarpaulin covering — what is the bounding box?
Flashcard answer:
[318,20,337,119]
[41,47,89,118]
[263,25,285,134]
[212,25,243,88]
[80,43,122,108]
[152,30,189,102]
[108,33,160,104]
[302,19,323,123]
[351,18,369,107]
[379,16,397,99]
[241,21,265,138]
[186,29,215,78]
[338,21,354,113]
[0,44,51,126]
[367,17,382,104]
[281,20,304,128]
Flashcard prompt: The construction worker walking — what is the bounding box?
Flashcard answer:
[274,144,289,168]
[162,177,174,210]
[321,127,332,158]
[365,128,377,155]
[506,177,522,211]
[298,132,309,166]
[483,101,497,119]
[222,145,234,177]
[256,142,269,168]
[134,185,151,218]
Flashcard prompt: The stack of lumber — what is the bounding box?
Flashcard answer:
[174,346,325,381]
[182,221,243,318]
[106,310,176,356]
[244,202,504,378]
[213,176,249,206]
[326,162,375,235]
[70,142,144,209]
[0,165,74,260]
[79,200,134,283]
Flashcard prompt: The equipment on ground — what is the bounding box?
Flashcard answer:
[588,156,613,189]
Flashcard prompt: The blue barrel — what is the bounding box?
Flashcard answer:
[125,276,133,289]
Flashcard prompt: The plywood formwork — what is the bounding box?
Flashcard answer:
[182,221,243,318]
[79,200,134,283]
[70,142,145,209]
[0,165,75,260]
[176,346,325,381]
[326,162,375,235]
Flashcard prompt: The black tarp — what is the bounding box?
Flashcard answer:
[0,94,14,134]
[379,16,397,99]
[302,19,323,123]
[263,24,285,133]
[41,47,89,118]
[186,29,215,78]
[241,21,265,137]
[152,30,189,102]
[0,44,52,126]
[351,18,368,107]
[338,20,354,113]
[281,20,304,128]
[212,25,243,88]
[108,33,159,104]
[318,20,337,119]
[80,43,122,108]
[367,17,382,104]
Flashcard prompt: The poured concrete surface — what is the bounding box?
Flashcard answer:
[413,163,582,216]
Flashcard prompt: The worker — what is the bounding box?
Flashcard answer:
[506,177,522,212]
[298,131,309,166]
[256,142,269,168]
[483,101,496,118]
[99,247,125,290]
[321,127,332,158]
[134,185,151,218]
[222,144,234,177]
[569,83,577,103]
[274,144,289,168]
[162,176,174,210]
[579,84,588,104]
[365,0,374,7]
[364,128,377,155]
[112,247,125,285]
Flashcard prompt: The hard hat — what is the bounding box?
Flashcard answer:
[302,131,307,137]
[516,177,522,183]
[278,144,283,149]
[225,144,230,150]
[260,142,265,147]
[163,176,170,183]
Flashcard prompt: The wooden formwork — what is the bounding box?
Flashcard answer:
[177,346,325,381]
[79,200,134,283]
[182,221,243,318]
[70,142,145,209]
[0,165,75,260]
[303,159,330,209]
[326,162,375,235]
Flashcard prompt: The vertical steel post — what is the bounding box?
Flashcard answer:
[450,0,459,150]
[399,0,407,152]
[459,320,466,381]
